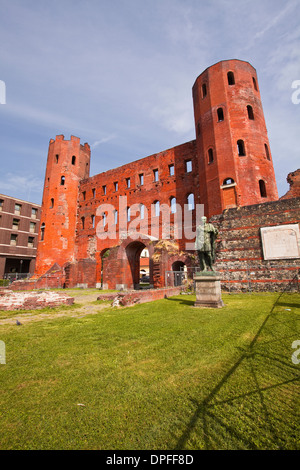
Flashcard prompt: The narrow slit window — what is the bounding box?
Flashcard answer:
[237,140,246,156]
[227,71,235,85]
[217,108,224,122]
[61,176,65,186]
[40,223,45,241]
[55,154,59,163]
[114,210,118,225]
[50,198,54,208]
[169,164,174,176]
[72,155,76,165]
[252,77,258,91]
[139,174,144,185]
[208,148,214,164]
[114,182,118,192]
[202,83,207,98]
[126,178,130,188]
[153,169,159,182]
[247,105,254,120]
[259,180,267,197]
[264,144,270,160]
[154,200,160,217]
[170,196,176,214]
[140,204,145,220]
[102,185,106,195]
[81,217,85,229]
[91,215,95,229]
[187,193,194,210]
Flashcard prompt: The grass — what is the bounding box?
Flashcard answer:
[0,290,299,450]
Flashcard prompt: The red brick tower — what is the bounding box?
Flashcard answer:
[34,135,90,277]
[192,59,278,218]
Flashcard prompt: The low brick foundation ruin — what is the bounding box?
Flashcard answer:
[97,286,182,307]
[0,288,74,311]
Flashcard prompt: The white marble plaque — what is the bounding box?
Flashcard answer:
[260,224,300,260]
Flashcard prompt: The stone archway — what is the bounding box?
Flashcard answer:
[125,240,148,289]
[172,260,186,286]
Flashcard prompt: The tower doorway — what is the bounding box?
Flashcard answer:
[126,241,150,289]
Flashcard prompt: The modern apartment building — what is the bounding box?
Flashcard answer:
[0,194,41,279]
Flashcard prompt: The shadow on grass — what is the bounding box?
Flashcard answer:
[174,287,300,450]
[165,297,195,306]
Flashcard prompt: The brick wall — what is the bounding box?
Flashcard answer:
[211,197,300,291]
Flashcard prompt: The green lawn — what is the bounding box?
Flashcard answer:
[0,291,299,450]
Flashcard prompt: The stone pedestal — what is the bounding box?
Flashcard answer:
[194,272,224,308]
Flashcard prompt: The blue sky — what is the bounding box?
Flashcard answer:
[0,0,299,204]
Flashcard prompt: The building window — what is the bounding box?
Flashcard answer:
[92,188,96,198]
[127,207,131,222]
[153,169,159,182]
[187,193,194,210]
[30,222,36,233]
[50,198,54,208]
[140,204,145,220]
[170,196,176,214]
[217,108,224,122]
[114,210,118,225]
[223,178,235,185]
[139,174,144,186]
[126,178,131,189]
[72,155,76,165]
[102,185,106,195]
[14,203,21,215]
[252,77,258,91]
[81,217,85,229]
[227,71,235,85]
[28,236,34,248]
[154,200,160,217]
[247,105,254,120]
[259,180,267,198]
[114,182,118,192]
[12,218,19,230]
[40,223,45,241]
[202,83,207,98]
[264,144,270,160]
[208,148,214,164]
[102,213,107,227]
[91,215,95,229]
[0,199,3,211]
[31,208,38,219]
[237,140,246,156]
[10,234,18,246]
[185,160,192,172]
[55,154,59,163]
[169,164,174,176]
[82,191,86,201]
[61,176,65,186]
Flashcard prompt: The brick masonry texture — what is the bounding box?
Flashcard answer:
[11,59,300,293]
[0,289,74,311]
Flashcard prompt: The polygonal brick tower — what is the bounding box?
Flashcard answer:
[192,59,278,218]
[34,135,90,277]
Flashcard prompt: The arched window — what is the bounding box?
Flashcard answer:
[187,193,194,210]
[102,213,107,227]
[237,140,246,156]
[72,155,76,165]
[91,215,95,229]
[127,207,131,222]
[264,144,270,160]
[259,180,267,197]
[81,217,85,229]
[202,83,207,98]
[208,148,214,164]
[140,204,145,220]
[50,198,54,208]
[154,200,160,217]
[55,154,59,163]
[60,176,65,186]
[40,223,45,241]
[227,71,235,85]
[114,210,118,225]
[247,105,254,120]
[217,108,224,122]
[170,197,176,214]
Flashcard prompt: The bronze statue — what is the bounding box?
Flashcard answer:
[195,216,219,271]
